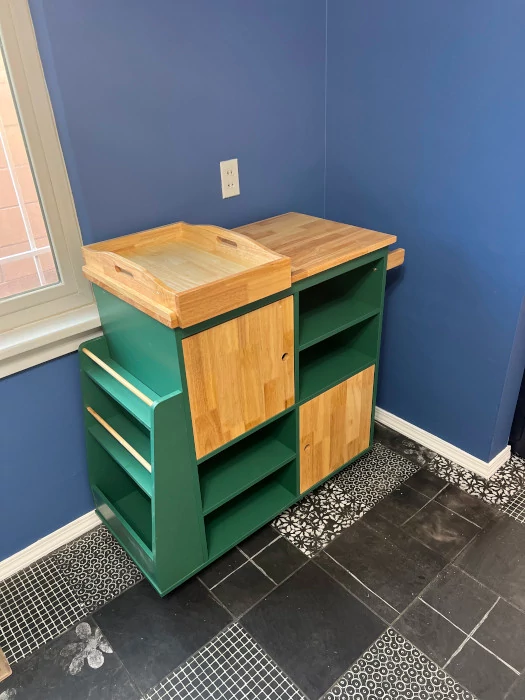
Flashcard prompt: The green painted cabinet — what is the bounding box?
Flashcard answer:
[80,247,389,595]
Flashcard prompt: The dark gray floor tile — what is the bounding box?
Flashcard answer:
[421,565,497,633]
[212,561,275,617]
[369,483,429,526]
[457,515,525,611]
[93,578,231,692]
[0,618,140,700]
[198,547,247,588]
[404,468,448,497]
[473,599,525,671]
[327,516,446,611]
[435,485,501,527]
[403,500,480,559]
[252,537,307,584]
[315,551,398,623]
[374,423,437,468]
[237,524,280,557]
[446,640,518,700]
[394,598,466,666]
[242,561,385,699]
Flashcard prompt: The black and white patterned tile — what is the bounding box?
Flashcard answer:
[274,443,419,556]
[0,557,86,664]
[52,526,143,613]
[143,623,306,700]
[428,453,525,507]
[324,628,476,700]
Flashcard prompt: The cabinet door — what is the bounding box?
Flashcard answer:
[183,297,294,459]
[299,366,375,493]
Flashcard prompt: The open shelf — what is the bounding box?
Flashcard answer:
[200,413,296,515]
[89,443,153,553]
[81,347,159,430]
[298,315,379,402]
[298,260,382,350]
[205,464,296,559]
[88,413,152,497]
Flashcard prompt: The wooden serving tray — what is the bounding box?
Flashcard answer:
[83,222,291,328]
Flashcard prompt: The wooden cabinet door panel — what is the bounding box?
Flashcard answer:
[299,366,375,493]
[183,297,294,459]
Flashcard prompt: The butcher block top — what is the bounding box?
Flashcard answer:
[235,212,396,283]
[82,213,399,329]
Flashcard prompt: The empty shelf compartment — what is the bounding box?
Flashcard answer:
[299,259,383,350]
[199,412,296,515]
[205,463,296,559]
[298,315,379,402]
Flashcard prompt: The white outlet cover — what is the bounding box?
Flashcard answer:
[220,158,240,199]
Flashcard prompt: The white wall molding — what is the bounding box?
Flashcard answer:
[375,406,511,479]
[0,510,99,582]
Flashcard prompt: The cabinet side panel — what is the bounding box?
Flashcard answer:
[183,297,295,459]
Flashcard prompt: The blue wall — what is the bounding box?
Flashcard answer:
[0,0,326,560]
[326,0,525,461]
[3,0,525,560]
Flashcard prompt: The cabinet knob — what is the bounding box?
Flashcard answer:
[303,443,311,452]
[281,352,289,361]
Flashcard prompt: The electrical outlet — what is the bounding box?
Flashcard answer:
[220,158,240,199]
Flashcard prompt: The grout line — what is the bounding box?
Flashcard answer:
[323,551,399,615]
[443,597,500,670]
[418,597,468,634]
[208,553,250,591]
[470,637,521,675]
[400,485,448,527]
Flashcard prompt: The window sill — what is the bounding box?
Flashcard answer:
[0,304,101,378]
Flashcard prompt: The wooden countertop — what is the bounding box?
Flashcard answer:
[235,212,397,283]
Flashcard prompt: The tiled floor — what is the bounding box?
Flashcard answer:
[2,424,525,699]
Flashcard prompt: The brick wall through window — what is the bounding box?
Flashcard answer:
[0,47,59,300]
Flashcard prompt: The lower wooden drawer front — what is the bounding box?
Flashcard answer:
[299,365,375,493]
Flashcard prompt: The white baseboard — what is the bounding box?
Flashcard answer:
[0,510,100,582]
[375,407,511,479]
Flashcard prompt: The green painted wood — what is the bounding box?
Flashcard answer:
[298,259,383,350]
[200,412,296,515]
[93,286,182,396]
[368,252,388,445]
[298,314,380,403]
[88,421,152,497]
[205,465,296,559]
[82,243,392,596]
[151,391,208,592]
[80,337,156,429]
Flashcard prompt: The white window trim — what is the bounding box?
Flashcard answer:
[0,0,100,376]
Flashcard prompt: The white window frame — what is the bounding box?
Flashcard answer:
[0,0,100,377]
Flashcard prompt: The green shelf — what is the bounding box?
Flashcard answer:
[299,300,379,350]
[200,437,295,515]
[298,315,379,402]
[88,416,152,497]
[93,484,153,553]
[82,359,157,430]
[205,477,295,559]
[298,259,383,351]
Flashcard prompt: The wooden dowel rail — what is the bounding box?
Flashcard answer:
[82,347,154,407]
[86,406,152,473]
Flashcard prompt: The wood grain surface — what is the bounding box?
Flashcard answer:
[235,213,396,282]
[183,297,295,459]
[299,366,375,493]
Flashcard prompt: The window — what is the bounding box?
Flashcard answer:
[0,1,99,376]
